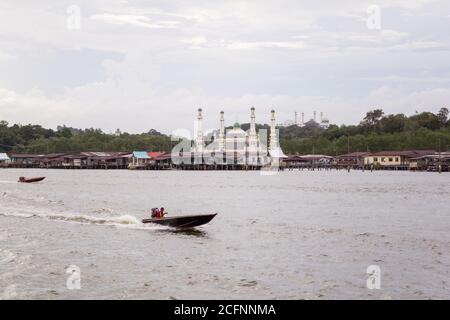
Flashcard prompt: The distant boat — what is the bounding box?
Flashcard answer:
[142,213,217,228]
[18,176,46,183]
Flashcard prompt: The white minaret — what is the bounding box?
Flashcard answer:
[302,112,305,125]
[250,107,256,134]
[320,112,323,122]
[313,110,317,122]
[249,107,258,150]
[269,109,278,150]
[218,110,225,151]
[195,108,204,153]
[295,112,298,126]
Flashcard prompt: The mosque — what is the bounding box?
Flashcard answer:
[191,108,286,167]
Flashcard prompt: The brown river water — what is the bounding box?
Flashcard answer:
[0,169,449,299]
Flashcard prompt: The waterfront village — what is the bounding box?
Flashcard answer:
[0,108,449,172]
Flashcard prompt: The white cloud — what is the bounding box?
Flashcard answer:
[380,29,409,41]
[0,88,17,103]
[183,38,307,50]
[0,50,15,61]
[388,41,448,51]
[91,13,180,29]
[225,40,306,50]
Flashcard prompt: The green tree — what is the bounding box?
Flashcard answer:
[407,112,441,131]
[437,107,449,127]
[379,114,407,133]
[361,109,384,132]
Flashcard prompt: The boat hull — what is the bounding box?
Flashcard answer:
[142,213,217,228]
[18,177,46,183]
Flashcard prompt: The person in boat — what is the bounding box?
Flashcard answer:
[151,208,159,218]
[150,207,167,219]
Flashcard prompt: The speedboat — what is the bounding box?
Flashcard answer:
[18,176,46,183]
[142,213,217,228]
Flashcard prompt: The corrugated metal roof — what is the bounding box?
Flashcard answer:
[148,151,164,159]
[63,154,88,159]
[10,154,45,158]
[284,154,334,161]
[80,152,131,158]
[368,150,435,157]
[154,153,171,160]
[0,153,10,160]
[298,154,333,159]
[410,153,450,160]
[133,151,150,159]
[336,152,371,158]
[80,152,114,157]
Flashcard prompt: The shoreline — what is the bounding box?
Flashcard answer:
[1,166,448,173]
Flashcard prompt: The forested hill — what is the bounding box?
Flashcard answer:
[1,108,449,155]
[280,108,450,155]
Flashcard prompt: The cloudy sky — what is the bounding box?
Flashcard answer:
[0,0,449,135]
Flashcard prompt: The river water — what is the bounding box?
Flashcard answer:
[0,169,449,299]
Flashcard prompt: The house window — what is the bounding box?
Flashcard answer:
[374,157,378,162]
[381,157,385,162]
[388,157,393,162]
[395,157,399,162]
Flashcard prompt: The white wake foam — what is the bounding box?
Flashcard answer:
[0,211,163,230]
[0,180,16,184]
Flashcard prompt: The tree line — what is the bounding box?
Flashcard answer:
[1,108,449,155]
[0,122,174,153]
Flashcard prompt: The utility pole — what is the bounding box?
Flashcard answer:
[347,135,350,172]
[438,138,442,174]
[312,144,315,171]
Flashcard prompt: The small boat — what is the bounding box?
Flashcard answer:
[142,213,217,228]
[18,176,46,183]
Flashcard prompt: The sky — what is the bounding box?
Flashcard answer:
[0,0,450,135]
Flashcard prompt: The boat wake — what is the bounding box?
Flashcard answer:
[46,213,141,226]
[0,180,16,184]
[0,211,165,230]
